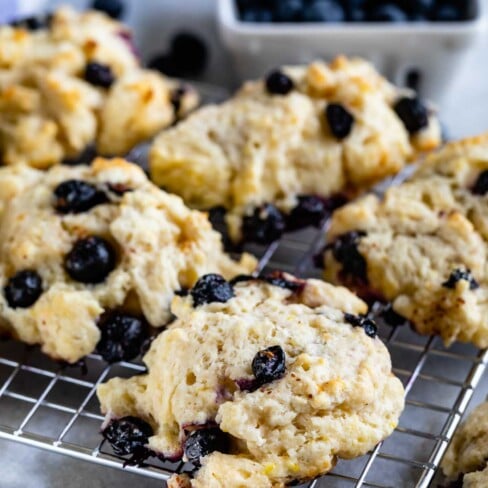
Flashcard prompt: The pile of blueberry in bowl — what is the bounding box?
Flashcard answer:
[236,0,478,23]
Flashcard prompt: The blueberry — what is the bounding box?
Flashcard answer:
[344,313,378,338]
[96,311,147,363]
[472,170,488,196]
[274,0,302,22]
[184,428,229,467]
[368,4,408,22]
[91,0,125,19]
[325,103,355,139]
[169,32,208,77]
[191,274,234,307]
[84,62,115,88]
[241,7,274,22]
[54,180,108,214]
[265,70,294,95]
[393,97,429,134]
[65,236,116,284]
[242,204,286,244]
[261,271,304,292]
[327,231,368,283]
[170,85,189,116]
[442,269,479,290]
[287,195,328,231]
[4,270,43,308]
[405,69,422,91]
[102,416,153,456]
[252,345,286,385]
[380,304,407,327]
[302,0,346,22]
[10,14,49,30]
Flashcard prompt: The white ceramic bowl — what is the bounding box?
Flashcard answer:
[217,0,486,102]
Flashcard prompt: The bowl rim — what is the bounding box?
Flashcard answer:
[217,0,486,35]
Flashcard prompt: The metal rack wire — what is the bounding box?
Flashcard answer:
[0,222,487,488]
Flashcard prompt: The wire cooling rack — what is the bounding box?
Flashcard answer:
[0,221,487,488]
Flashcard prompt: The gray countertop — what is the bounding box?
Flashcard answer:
[2,1,488,487]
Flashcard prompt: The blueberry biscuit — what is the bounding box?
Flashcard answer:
[0,7,198,168]
[149,56,441,243]
[442,401,488,487]
[323,134,488,347]
[0,159,255,363]
[97,273,405,486]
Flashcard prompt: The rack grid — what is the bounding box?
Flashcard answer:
[0,222,487,488]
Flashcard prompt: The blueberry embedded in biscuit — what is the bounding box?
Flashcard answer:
[286,195,328,231]
[64,236,116,284]
[190,274,235,307]
[54,180,108,214]
[344,313,378,338]
[325,103,355,139]
[252,345,286,386]
[102,416,153,457]
[242,203,286,244]
[96,311,148,363]
[265,70,294,95]
[4,270,43,309]
[442,269,480,291]
[326,231,368,284]
[472,170,488,195]
[393,96,429,134]
[84,62,116,88]
[184,427,230,467]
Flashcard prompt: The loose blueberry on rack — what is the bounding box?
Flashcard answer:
[96,311,147,363]
[190,274,234,307]
[54,180,108,214]
[327,231,368,283]
[344,313,378,338]
[442,269,480,290]
[381,304,407,327]
[65,236,116,284]
[4,270,43,308]
[325,103,355,139]
[84,62,115,88]
[102,416,153,456]
[303,1,346,22]
[252,345,286,386]
[91,0,125,19]
[287,195,328,231]
[242,203,286,244]
[265,70,294,95]
[472,170,488,196]
[184,427,230,467]
[393,96,429,134]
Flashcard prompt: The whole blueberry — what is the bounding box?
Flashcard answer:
[394,97,429,134]
[442,269,479,290]
[265,70,294,95]
[191,274,234,307]
[91,0,125,19]
[344,313,378,338]
[96,311,147,363]
[65,236,116,284]
[241,7,274,22]
[302,0,346,22]
[472,170,488,196]
[84,62,115,88]
[4,270,43,308]
[252,345,286,385]
[184,428,229,467]
[54,180,108,214]
[327,231,368,283]
[242,204,286,244]
[368,4,408,22]
[274,0,302,22]
[325,103,355,139]
[102,416,153,456]
[287,195,328,231]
